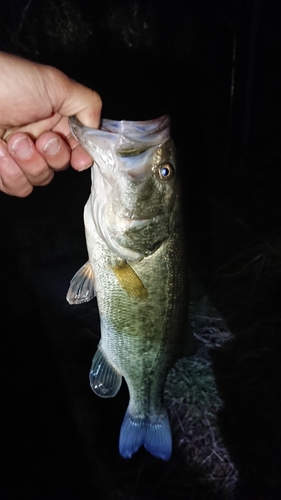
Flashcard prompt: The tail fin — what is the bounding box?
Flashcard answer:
[119,408,172,461]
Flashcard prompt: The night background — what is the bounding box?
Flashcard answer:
[0,0,281,498]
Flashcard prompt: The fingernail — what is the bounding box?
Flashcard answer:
[11,137,33,159]
[77,162,93,172]
[43,137,61,155]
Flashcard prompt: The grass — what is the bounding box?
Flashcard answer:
[164,289,238,498]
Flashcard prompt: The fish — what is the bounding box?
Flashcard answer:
[66,114,189,461]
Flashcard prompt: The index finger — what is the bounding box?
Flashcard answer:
[70,143,93,171]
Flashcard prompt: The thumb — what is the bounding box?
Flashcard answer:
[44,66,102,128]
[65,80,103,128]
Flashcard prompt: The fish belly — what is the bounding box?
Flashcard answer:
[85,207,188,460]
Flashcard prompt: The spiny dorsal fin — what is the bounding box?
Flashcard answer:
[66,261,95,304]
[111,261,148,300]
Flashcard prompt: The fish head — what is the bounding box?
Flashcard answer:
[70,115,179,261]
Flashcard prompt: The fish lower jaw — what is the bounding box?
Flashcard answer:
[106,214,150,232]
[104,231,145,261]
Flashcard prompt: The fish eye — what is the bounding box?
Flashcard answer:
[158,163,174,181]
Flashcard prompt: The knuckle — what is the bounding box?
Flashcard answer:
[0,176,33,197]
[15,184,33,197]
[31,168,54,186]
[24,160,49,180]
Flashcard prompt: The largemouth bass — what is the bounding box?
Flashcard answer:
[67,115,189,460]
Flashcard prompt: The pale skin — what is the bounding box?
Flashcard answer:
[0,51,102,197]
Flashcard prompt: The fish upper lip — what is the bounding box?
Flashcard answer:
[113,208,150,222]
[116,215,150,229]
[124,214,149,222]
[114,213,163,228]
[113,205,164,222]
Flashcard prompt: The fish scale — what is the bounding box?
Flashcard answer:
[67,115,189,460]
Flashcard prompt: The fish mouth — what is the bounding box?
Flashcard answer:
[99,202,158,261]
[70,115,171,148]
[103,206,169,261]
[106,209,151,233]
[112,199,165,223]
[106,196,158,228]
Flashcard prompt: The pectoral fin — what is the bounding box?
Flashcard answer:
[111,261,148,300]
[89,348,122,398]
[66,261,96,304]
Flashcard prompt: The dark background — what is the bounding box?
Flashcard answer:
[0,0,281,498]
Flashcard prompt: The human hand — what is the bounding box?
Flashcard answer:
[0,51,102,197]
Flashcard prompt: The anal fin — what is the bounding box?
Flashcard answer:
[89,348,122,398]
[66,261,95,304]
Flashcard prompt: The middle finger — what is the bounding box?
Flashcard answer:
[35,131,71,171]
